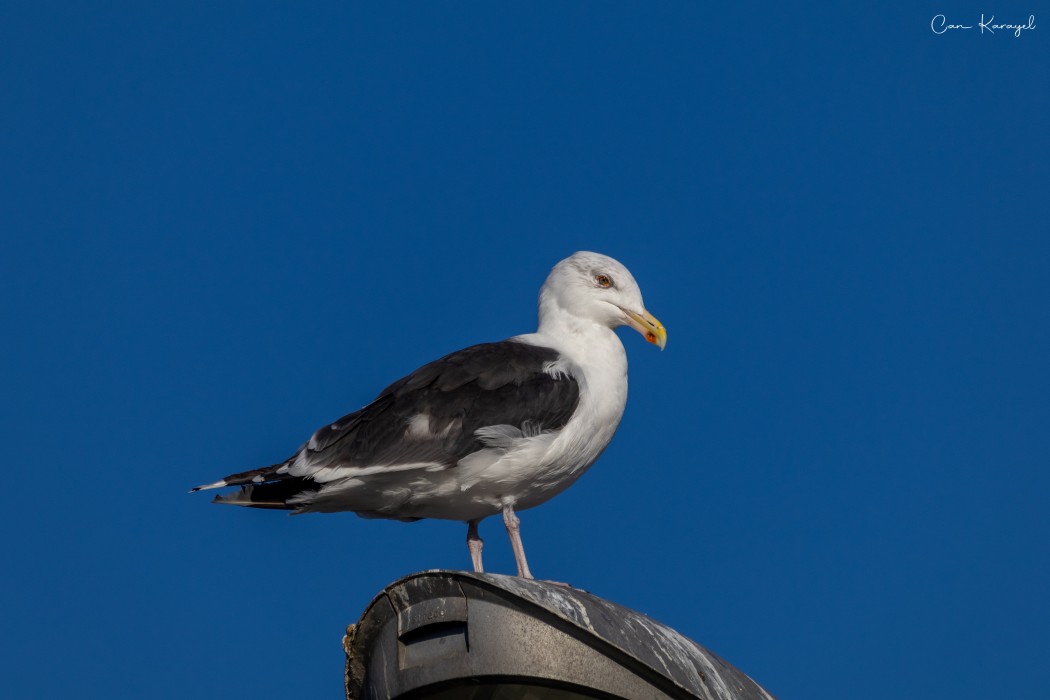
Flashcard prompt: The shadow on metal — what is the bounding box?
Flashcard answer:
[345,571,775,700]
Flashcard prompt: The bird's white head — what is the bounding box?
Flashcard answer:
[538,251,666,350]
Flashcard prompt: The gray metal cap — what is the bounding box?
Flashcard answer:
[344,570,775,700]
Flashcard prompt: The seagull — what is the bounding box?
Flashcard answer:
[192,251,665,578]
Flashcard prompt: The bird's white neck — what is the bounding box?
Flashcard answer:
[531,304,628,386]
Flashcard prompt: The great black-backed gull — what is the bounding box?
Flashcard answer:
[192,251,666,578]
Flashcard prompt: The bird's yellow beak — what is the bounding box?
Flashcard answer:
[623,309,667,350]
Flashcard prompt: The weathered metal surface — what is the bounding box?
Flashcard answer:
[345,570,775,700]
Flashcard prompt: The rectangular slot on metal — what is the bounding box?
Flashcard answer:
[398,620,468,668]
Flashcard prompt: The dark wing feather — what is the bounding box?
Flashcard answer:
[300,340,580,472]
[203,340,580,508]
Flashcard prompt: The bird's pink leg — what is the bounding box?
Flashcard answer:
[501,500,533,579]
[467,519,484,573]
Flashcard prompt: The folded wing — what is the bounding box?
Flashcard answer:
[194,340,581,513]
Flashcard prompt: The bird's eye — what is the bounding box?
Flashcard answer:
[595,274,613,288]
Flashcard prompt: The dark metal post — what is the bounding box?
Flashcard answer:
[344,571,775,700]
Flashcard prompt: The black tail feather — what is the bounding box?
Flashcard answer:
[211,476,318,510]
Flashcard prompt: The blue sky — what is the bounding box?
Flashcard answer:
[2,3,1047,698]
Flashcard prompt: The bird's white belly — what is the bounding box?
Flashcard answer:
[334,433,597,522]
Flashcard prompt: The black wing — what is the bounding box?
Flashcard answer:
[200,340,581,504]
[302,340,581,471]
